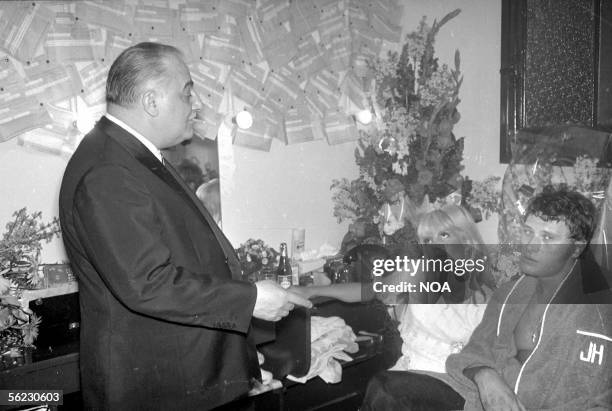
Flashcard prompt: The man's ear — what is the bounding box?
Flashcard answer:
[142,89,158,117]
[572,239,587,258]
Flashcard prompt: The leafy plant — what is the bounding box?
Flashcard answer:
[332,10,468,226]
[0,208,59,351]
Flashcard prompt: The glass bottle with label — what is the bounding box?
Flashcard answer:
[276,242,292,289]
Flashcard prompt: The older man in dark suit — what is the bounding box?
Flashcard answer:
[59,42,311,410]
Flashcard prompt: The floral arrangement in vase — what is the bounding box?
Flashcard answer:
[235,239,280,281]
[464,176,502,220]
[331,9,498,248]
[1,208,61,353]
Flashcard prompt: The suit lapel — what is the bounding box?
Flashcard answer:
[98,116,243,279]
[162,160,243,277]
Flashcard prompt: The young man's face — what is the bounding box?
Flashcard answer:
[519,215,583,278]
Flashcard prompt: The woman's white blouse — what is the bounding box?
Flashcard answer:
[389,302,487,373]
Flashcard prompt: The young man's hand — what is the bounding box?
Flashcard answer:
[473,368,526,411]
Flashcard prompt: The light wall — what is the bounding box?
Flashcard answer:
[0,139,68,263]
[221,0,504,249]
[0,0,503,263]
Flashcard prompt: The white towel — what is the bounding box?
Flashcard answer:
[287,316,358,384]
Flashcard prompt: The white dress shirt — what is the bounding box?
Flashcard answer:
[105,113,163,162]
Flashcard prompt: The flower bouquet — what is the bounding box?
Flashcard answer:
[1,208,60,354]
[235,239,280,282]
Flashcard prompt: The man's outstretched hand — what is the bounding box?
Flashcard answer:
[253,280,313,321]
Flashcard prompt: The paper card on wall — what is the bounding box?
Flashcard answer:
[313,0,342,8]
[288,35,326,79]
[341,72,367,110]
[310,112,327,142]
[75,62,108,106]
[303,69,342,112]
[302,88,326,119]
[264,71,301,113]
[179,1,219,33]
[0,57,24,104]
[45,15,99,62]
[323,109,358,145]
[350,29,382,77]
[105,32,135,62]
[319,0,345,24]
[368,13,402,43]
[323,33,351,73]
[366,0,404,27]
[144,33,198,63]
[351,26,383,55]
[233,120,274,151]
[348,2,370,32]
[191,60,226,83]
[254,99,284,141]
[257,0,291,27]
[317,6,346,45]
[74,1,132,35]
[0,2,54,62]
[228,63,266,106]
[351,52,373,79]
[173,32,201,63]
[23,58,78,104]
[17,128,66,156]
[216,13,244,37]
[0,80,26,106]
[215,0,254,17]
[274,64,304,88]
[134,6,177,38]
[0,97,52,142]
[195,111,223,141]
[203,32,244,66]
[45,103,76,130]
[288,2,321,38]
[295,96,325,143]
[283,102,316,145]
[137,0,172,8]
[191,65,226,112]
[261,25,297,70]
[237,14,265,64]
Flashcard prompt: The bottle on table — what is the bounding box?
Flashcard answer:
[277,242,292,289]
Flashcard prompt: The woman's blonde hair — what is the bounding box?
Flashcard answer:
[417,204,496,302]
[417,204,487,259]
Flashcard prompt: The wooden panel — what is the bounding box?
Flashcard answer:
[499,0,609,162]
[500,0,527,162]
[597,1,612,126]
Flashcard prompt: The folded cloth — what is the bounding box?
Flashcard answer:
[256,351,275,385]
[249,352,282,396]
[287,316,358,384]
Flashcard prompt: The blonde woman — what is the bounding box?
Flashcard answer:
[389,204,496,372]
[361,205,496,410]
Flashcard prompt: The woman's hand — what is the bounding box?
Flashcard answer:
[288,285,314,300]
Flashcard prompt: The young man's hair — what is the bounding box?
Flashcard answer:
[525,187,597,243]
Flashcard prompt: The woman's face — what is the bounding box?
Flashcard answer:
[420,228,459,245]
[420,229,466,258]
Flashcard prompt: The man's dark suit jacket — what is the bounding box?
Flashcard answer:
[59,116,260,410]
